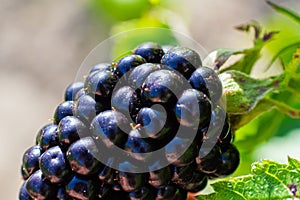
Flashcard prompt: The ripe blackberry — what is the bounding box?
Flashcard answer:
[25,170,57,199]
[65,174,99,199]
[90,110,130,148]
[161,46,202,79]
[128,63,161,90]
[111,86,140,121]
[124,129,152,161]
[84,70,118,101]
[73,94,99,125]
[213,144,240,177]
[114,54,146,79]
[39,146,72,183]
[118,161,148,192]
[136,107,174,140]
[133,42,165,63]
[35,124,58,151]
[19,42,240,200]
[19,182,32,200]
[64,81,84,101]
[57,116,89,150]
[21,145,42,180]
[89,63,112,74]
[57,187,74,200]
[53,101,75,124]
[195,145,222,174]
[175,89,211,129]
[148,162,173,189]
[189,66,223,102]
[67,137,102,175]
[141,69,185,107]
[165,137,200,167]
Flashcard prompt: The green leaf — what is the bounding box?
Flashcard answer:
[267,0,300,24]
[285,49,300,83]
[218,70,282,115]
[288,157,300,169]
[265,41,300,71]
[263,48,300,118]
[229,99,274,130]
[197,158,300,200]
[219,21,278,74]
[265,97,300,118]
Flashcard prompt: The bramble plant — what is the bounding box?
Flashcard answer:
[19,1,300,200]
[194,1,300,198]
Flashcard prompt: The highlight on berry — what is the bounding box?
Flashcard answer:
[19,42,239,200]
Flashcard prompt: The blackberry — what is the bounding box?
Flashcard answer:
[141,69,185,107]
[195,145,222,174]
[89,63,112,74]
[64,81,84,101]
[57,187,74,200]
[148,162,173,189]
[53,101,75,124]
[73,94,99,125]
[111,86,140,121]
[165,137,200,167]
[98,158,115,184]
[65,174,99,199]
[129,185,157,200]
[136,107,172,140]
[57,116,89,150]
[19,182,32,200]
[74,87,86,100]
[25,170,57,199]
[118,161,148,192]
[19,42,240,200]
[114,54,146,79]
[213,144,240,177]
[35,123,58,151]
[128,63,161,90]
[39,146,72,183]
[66,137,102,175]
[161,46,202,79]
[189,66,223,102]
[21,145,42,180]
[124,129,152,161]
[175,89,211,129]
[90,110,130,148]
[84,69,117,101]
[156,185,188,200]
[133,42,165,63]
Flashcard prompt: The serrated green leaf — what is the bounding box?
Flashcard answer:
[288,157,300,169]
[197,158,300,200]
[267,0,300,24]
[219,70,282,115]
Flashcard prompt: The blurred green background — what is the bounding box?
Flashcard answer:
[0,0,299,199]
